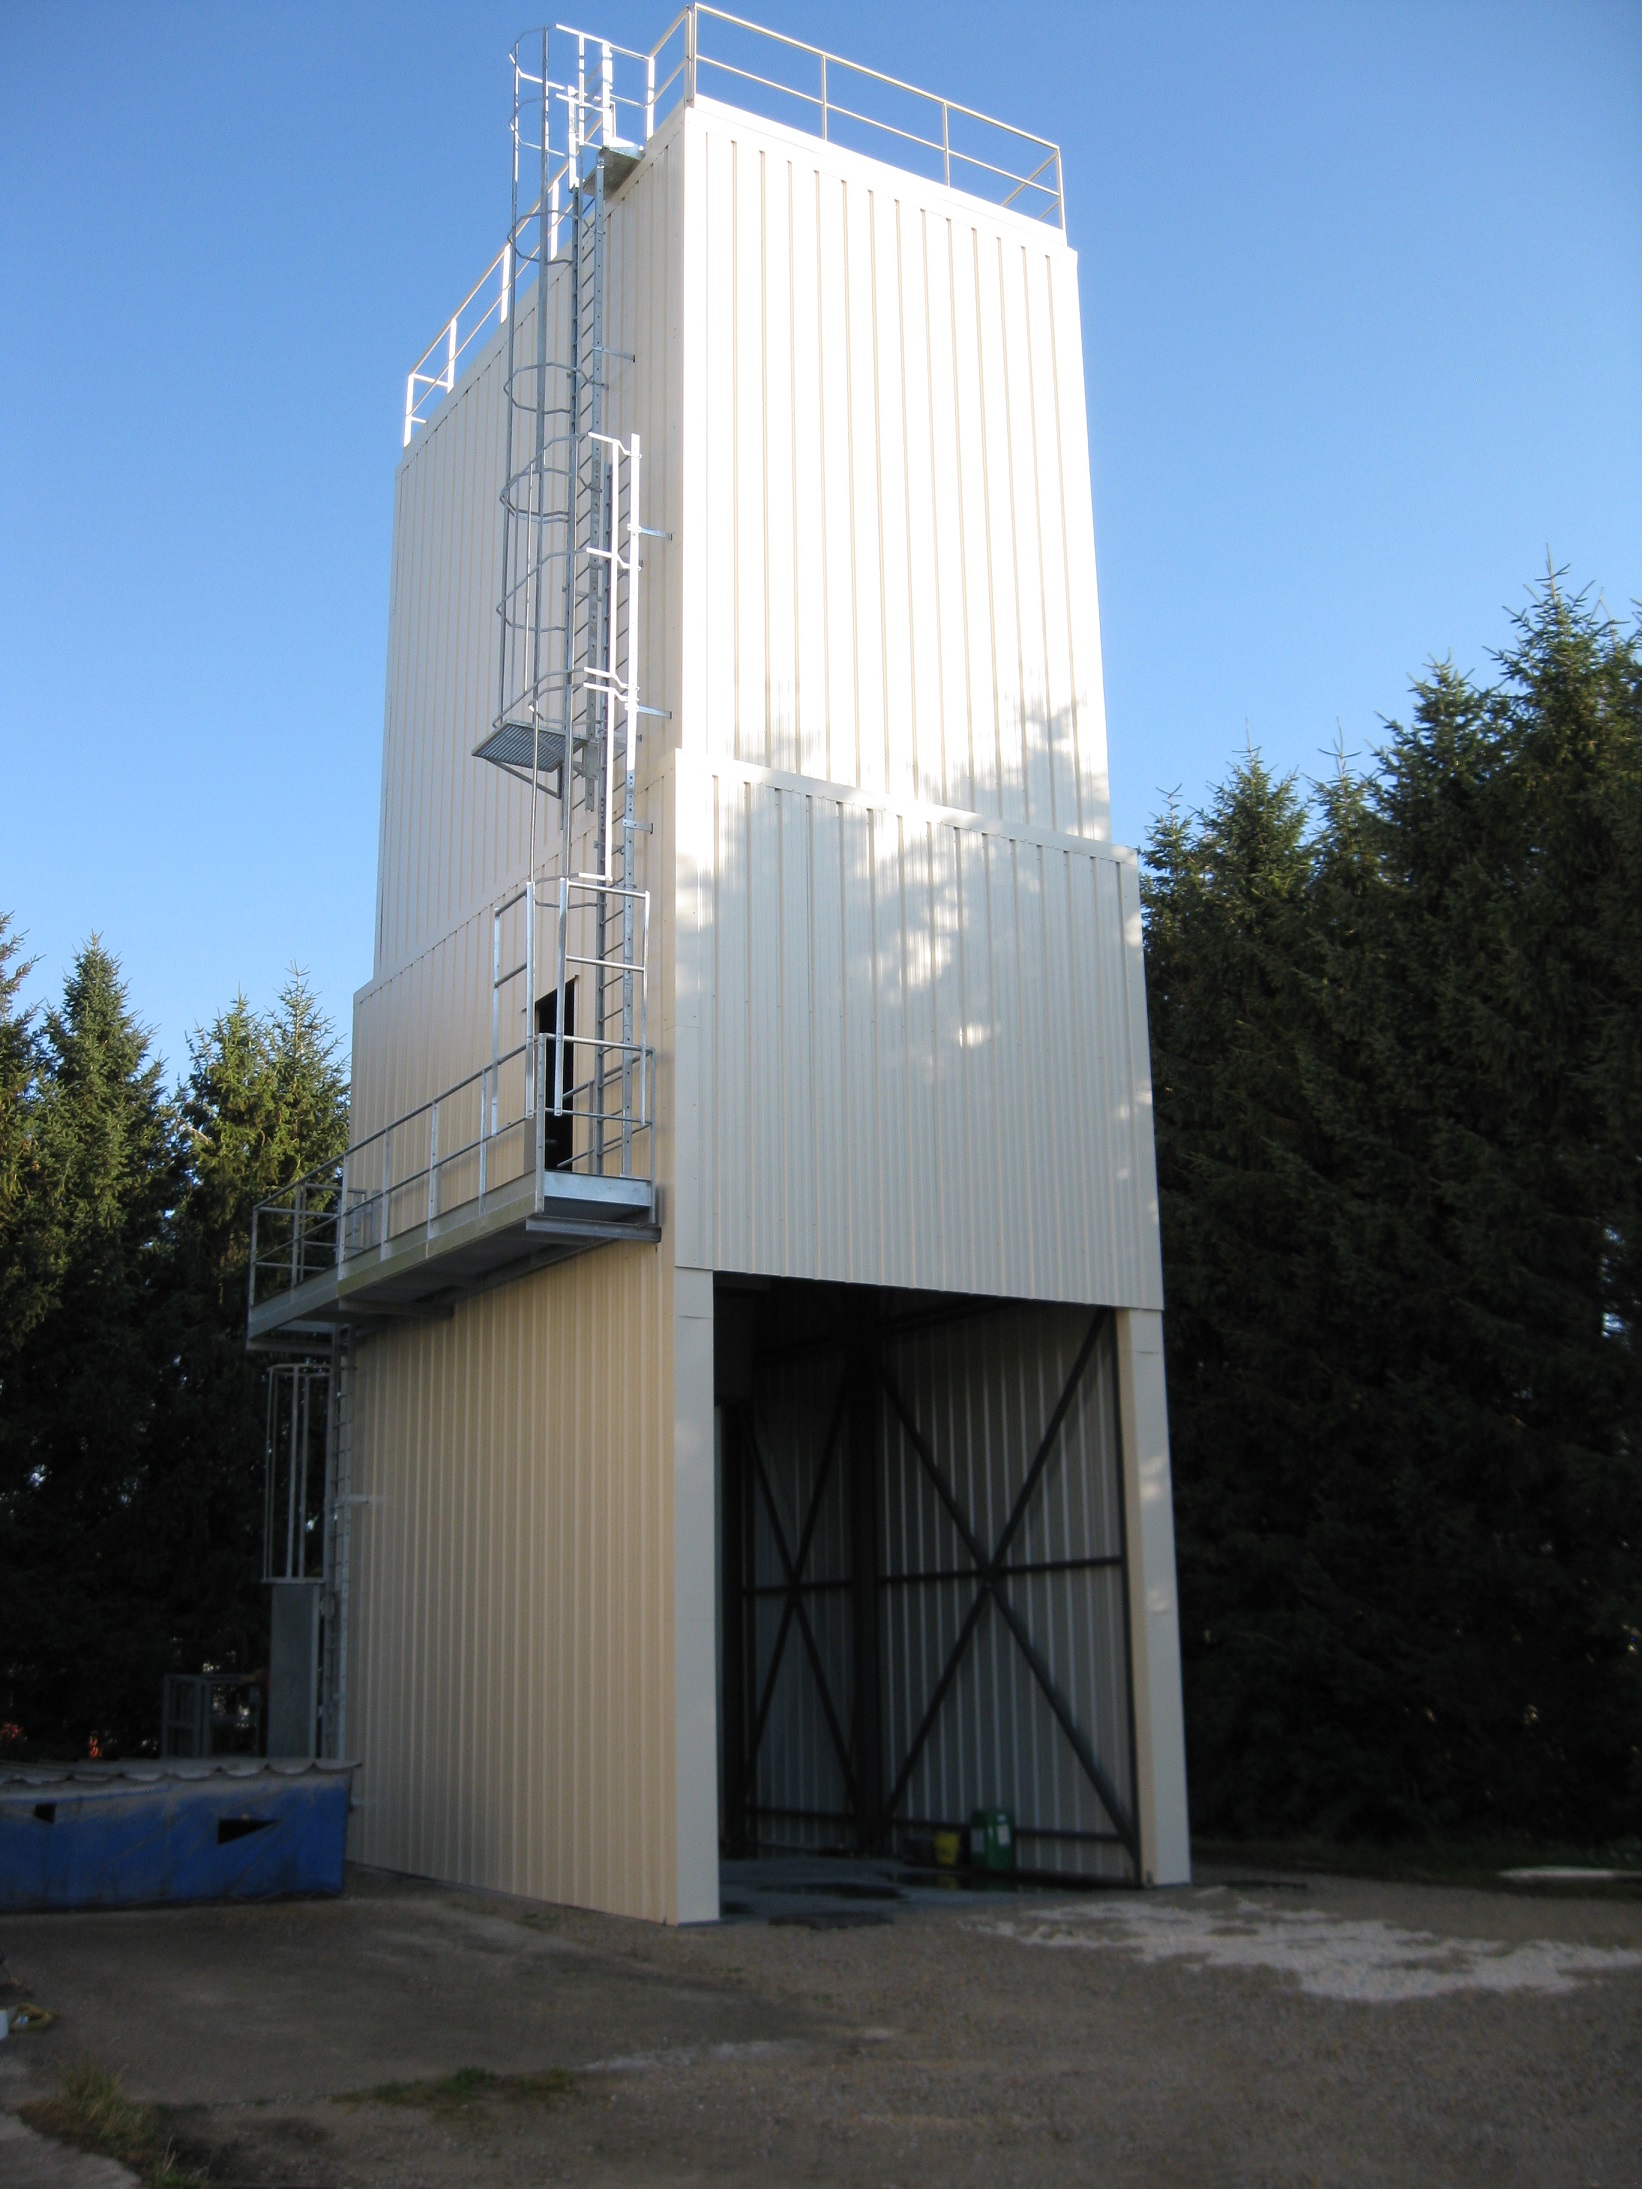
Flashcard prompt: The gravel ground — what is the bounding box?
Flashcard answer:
[2,1863,1639,2187]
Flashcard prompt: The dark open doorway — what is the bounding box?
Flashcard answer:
[714,1276,1141,1884]
[534,979,576,1171]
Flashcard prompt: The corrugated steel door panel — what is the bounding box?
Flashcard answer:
[881,1302,1133,1877]
[731,1288,1134,1879]
[741,1332,853,1849]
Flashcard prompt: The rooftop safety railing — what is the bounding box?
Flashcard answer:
[248,1024,654,1317]
[404,6,1064,443]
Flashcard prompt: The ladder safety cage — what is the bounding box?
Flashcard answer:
[263,1360,329,1584]
[256,1337,354,1763]
[481,27,656,1207]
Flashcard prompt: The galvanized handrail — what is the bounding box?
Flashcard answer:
[404,7,1064,442]
[402,243,514,447]
[248,1025,654,1312]
[404,23,654,443]
[654,5,1062,218]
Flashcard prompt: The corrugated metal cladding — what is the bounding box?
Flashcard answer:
[350,779,663,1142]
[679,99,1109,838]
[675,756,1164,1308]
[372,119,683,985]
[334,76,1189,1921]
[346,1241,679,1921]
[743,1293,1133,1880]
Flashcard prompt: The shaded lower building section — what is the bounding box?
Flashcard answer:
[715,1279,1145,1883]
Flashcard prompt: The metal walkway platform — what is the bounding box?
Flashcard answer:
[248,1029,658,1348]
[249,1169,658,1346]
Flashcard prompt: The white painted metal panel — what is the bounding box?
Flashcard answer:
[346,1241,680,1919]
[679,100,1110,837]
[674,755,1163,1308]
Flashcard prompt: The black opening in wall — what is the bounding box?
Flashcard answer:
[535,979,576,1171]
[713,1275,1141,1883]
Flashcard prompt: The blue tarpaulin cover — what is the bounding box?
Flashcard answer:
[0,1759,354,1911]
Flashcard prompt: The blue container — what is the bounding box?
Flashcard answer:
[0,1761,354,1912]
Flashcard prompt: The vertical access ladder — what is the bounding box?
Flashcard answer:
[479,30,661,1189]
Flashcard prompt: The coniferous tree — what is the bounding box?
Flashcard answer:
[0,942,182,1744]
[0,954,349,1752]
[0,916,58,1355]
[151,974,349,1686]
[1150,579,1642,1843]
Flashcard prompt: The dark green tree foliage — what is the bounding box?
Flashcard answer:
[0,917,59,1353]
[1149,582,1642,1841]
[143,977,349,1711]
[0,943,183,1741]
[0,957,346,1752]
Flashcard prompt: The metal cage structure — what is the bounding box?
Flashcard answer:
[478,33,662,1224]
[255,1343,356,1763]
[264,1360,329,1586]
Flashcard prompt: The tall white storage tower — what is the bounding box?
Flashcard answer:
[251,9,1190,1922]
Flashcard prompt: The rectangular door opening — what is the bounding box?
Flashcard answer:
[713,1275,1140,1884]
[535,978,576,1171]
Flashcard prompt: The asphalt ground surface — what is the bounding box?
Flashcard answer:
[1,1859,1638,2186]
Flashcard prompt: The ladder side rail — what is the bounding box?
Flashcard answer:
[286,1364,302,1579]
[319,1344,339,1742]
[492,896,504,1077]
[496,38,531,754]
[555,873,570,1120]
[427,1099,439,1232]
[300,1365,316,1579]
[621,435,641,1174]
[263,1372,279,1585]
[526,73,555,879]
[532,868,543,1116]
[556,168,584,909]
[320,1329,353,1760]
[582,164,612,1167]
[535,1029,547,1207]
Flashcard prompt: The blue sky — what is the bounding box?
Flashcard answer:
[2,0,1637,1078]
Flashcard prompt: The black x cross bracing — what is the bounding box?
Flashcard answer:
[737,1380,858,1815]
[733,1304,1138,1871]
[877,1306,1138,1865]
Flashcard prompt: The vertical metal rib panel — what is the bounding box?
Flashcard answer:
[345,132,690,1922]
[682,762,1161,1309]
[685,103,1110,839]
[741,1292,1133,1878]
[878,1302,1131,1878]
[347,1240,676,1919]
[360,127,684,1141]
